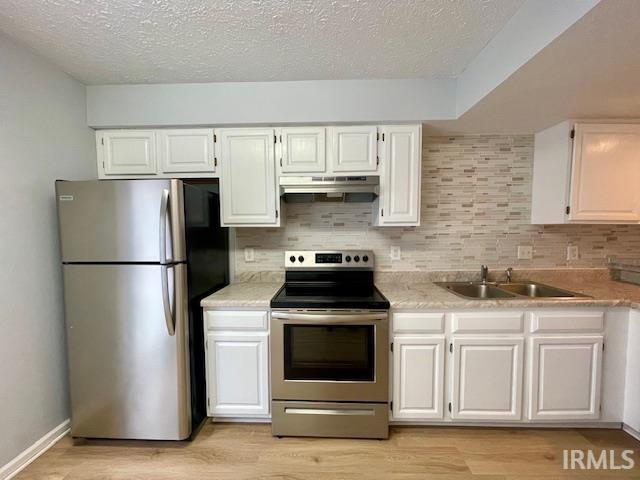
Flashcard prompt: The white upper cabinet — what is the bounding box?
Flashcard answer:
[217,128,279,227]
[97,130,157,176]
[531,121,640,224]
[569,124,640,222]
[279,127,326,174]
[451,337,524,421]
[528,336,603,421]
[374,125,422,226]
[158,129,215,174]
[329,126,378,173]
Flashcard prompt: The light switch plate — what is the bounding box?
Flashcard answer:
[567,245,579,261]
[390,246,401,261]
[517,245,533,260]
[244,247,255,262]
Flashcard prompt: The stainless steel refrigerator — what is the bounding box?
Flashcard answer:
[56,179,228,440]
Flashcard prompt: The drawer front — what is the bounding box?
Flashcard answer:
[451,311,524,333]
[205,310,268,331]
[393,312,445,334]
[530,311,604,333]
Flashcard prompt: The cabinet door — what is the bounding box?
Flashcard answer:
[206,332,269,417]
[529,336,603,420]
[98,130,157,175]
[158,129,215,174]
[451,337,524,420]
[330,126,378,173]
[569,124,640,223]
[392,336,445,420]
[377,125,422,226]
[218,129,279,226]
[280,127,326,173]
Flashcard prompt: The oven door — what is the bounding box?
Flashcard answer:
[271,311,388,402]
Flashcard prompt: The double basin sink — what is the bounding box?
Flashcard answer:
[436,281,590,300]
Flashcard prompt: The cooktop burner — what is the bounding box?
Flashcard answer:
[270,250,390,310]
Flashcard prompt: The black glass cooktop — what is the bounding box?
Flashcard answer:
[270,270,390,309]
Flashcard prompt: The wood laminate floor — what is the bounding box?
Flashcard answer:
[15,423,640,479]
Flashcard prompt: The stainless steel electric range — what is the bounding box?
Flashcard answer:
[270,250,390,439]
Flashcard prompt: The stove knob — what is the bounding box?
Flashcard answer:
[298,255,305,263]
[354,255,360,262]
[363,255,369,262]
[289,255,296,263]
[345,255,351,262]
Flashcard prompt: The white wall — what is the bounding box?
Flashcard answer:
[86,78,456,127]
[0,32,96,468]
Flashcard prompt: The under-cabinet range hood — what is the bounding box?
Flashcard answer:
[279,176,379,203]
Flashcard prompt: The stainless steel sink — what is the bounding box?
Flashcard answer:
[436,282,517,299]
[436,280,589,300]
[495,282,588,298]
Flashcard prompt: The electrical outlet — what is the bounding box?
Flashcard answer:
[517,245,533,260]
[244,247,255,262]
[567,245,579,261]
[390,246,401,261]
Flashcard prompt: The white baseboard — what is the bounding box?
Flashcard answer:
[0,419,70,480]
[623,423,640,441]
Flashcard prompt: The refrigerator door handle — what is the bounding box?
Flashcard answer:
[161,265,176,336]
[159,188,170,264]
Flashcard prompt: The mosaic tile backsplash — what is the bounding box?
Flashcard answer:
[235,135,640,273]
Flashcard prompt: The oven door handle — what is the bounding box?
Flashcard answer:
[271,312,385,323]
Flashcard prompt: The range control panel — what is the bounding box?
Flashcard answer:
[285,250,374,269]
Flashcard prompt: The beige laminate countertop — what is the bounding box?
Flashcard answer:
[200,282,282,308]
[201,269,640,310]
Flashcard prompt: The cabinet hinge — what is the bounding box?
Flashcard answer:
[213,134,217,143]
[390,342,393,352]
[376,156,380,166]
[214,157,217,168]
[448,402,452,413]
[449,343,453,353]
[207,397,210,407]
[602,342,605,351]
[205,339,208,350]
[381,209,384,217]
[274,135,277,144]
[101,138,104,145]
[280,158,283,167]
[275,210,279,219]
[279,135,282,143]
[390,401,393,411]
[382,133,385,141]
[566,206,571,215]
[376,132,380,141]
[570,129,575,139]
[102,160,105,169]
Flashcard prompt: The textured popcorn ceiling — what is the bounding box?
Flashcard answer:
[0,0,524,84]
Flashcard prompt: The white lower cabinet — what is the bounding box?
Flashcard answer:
[204,310,270,418]
[451,337,524,421]
[392,336,445,419]
[528,335,603,420]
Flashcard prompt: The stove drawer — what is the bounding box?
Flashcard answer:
[271,401,388,439]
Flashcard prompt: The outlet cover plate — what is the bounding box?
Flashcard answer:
[244,247,255,262]
[517,245,533,260]
[390,246,401,261]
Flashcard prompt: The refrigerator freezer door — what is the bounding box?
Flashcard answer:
[56,179,186,263]
[63,263,190,440]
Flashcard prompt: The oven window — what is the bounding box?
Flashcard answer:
[283,325,375,381]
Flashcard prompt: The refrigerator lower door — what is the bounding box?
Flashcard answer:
[56,179,186,263]
[63,263,190,440]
